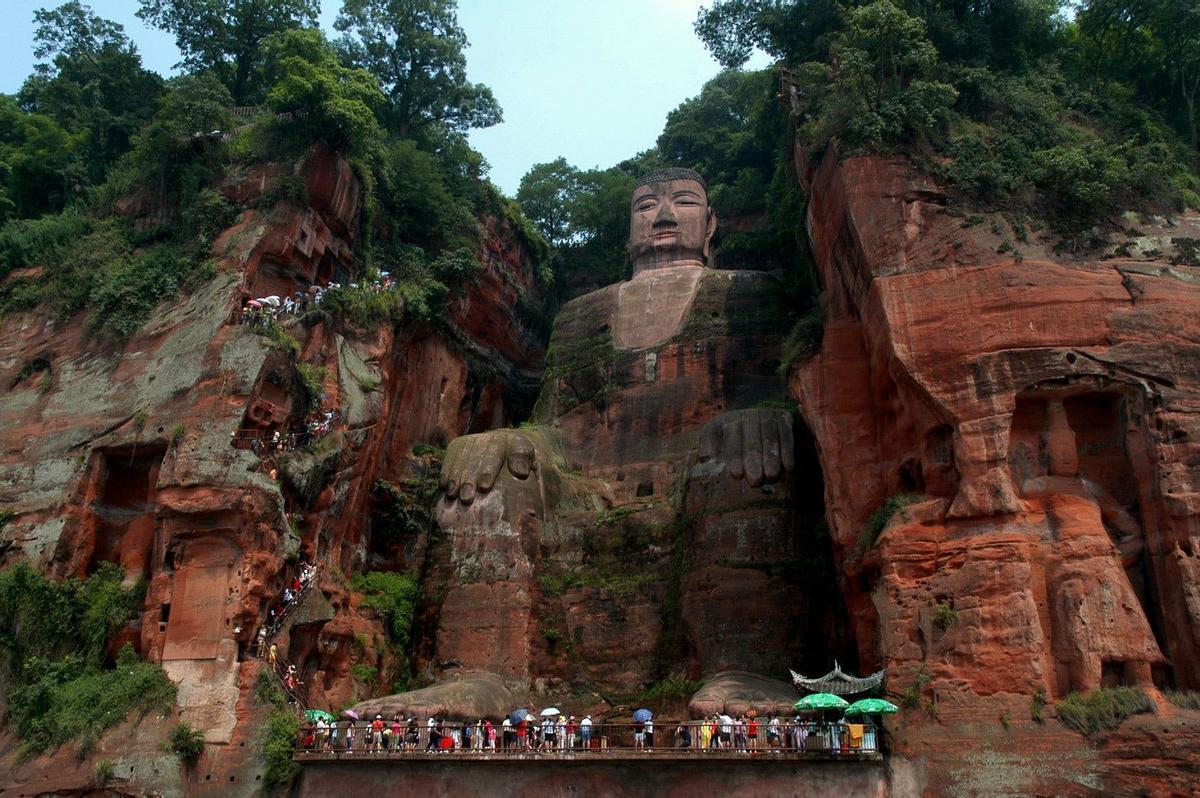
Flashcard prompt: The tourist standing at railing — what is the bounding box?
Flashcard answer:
[565,716,578,750]
[404,717,418,751]
[580,714,592,749]
[425,716,439,751]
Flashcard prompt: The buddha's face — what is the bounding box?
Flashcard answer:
[628,178,716,274]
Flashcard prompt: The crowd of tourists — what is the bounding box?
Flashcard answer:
[245,409,338,457]
[239,272,396,327]
[298,711,879,756]
[256,561,318,646]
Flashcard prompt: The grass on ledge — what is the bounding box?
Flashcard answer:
[1055,687,1154,735]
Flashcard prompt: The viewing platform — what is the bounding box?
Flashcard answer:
[296,748,883,763]
[295,749,887,798]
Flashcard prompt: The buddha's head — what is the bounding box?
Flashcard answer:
[628,167,717,275]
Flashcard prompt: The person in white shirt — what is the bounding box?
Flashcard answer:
[580,715,592,750]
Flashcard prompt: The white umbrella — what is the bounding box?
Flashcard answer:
[260,295,281,307]
[540,707,561,717]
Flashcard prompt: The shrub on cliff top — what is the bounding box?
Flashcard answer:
[1055,687,1154,735]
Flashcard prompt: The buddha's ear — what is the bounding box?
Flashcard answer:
[703,209,718,265]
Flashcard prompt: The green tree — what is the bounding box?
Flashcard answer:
[20,2,164,185]
[262,28,384,154]
[102,73,234,212]
[517,160,637,294]
[695,0,843,68]
[1154,0,1200,150]
[792,0,958,150]
[334,0,502,138]
[656,70,778,208]
[136,0,319,104]
[516,157,580,246]
[1077,1,1200,150]
[0,96,82,218]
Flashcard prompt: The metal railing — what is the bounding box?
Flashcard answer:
[296,720,882,758]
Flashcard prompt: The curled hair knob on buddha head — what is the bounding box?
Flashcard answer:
[633,167,707,191]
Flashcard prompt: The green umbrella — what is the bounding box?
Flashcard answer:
[793,693,849,711]
[845,698,899,715]
[305,709,335,722]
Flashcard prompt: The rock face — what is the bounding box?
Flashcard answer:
[414,262,852,698]
[3,132,1200,798]
[0,144,548,792]
[792,145,1200,793]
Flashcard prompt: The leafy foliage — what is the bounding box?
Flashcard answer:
[136,0,319,104]
[370,472,440,548]
[254,669,288,709]
[351,571,419,649]
[335,0,502,139]
[1055,687,1155,735]
[0,563,175,755]
[0,95,82,220]
[697,0,1200,232]
[932,601,958,631]
[262,709,300,789]
[20,2,164,187]
[262,28,384,155]
[858,493,919,552]
[168,721,205,766]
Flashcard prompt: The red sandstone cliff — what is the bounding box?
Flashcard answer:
[3,131,1200,797]
[0,144,548,793]
[793,145,1200,795]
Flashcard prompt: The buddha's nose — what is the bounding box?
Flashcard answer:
[653,201,677,227]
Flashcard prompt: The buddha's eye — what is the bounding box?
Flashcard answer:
[635,199,657,212]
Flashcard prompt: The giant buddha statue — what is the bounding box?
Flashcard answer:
[415,168,844,706]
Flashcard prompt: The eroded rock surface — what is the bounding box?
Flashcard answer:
[793,146,1200,794]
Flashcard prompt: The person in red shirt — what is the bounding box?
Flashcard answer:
[371,715,385,752]
[748,716,759,751]
[517,718,528,749]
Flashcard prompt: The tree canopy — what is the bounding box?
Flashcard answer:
[136,0,320,104]
[334,0,502,139]
[20,2,164,186]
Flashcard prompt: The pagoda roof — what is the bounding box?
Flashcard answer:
[790,661,886,696]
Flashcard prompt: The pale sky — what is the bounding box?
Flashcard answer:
[0,0,767,195]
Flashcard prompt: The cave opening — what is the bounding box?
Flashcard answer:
[86,445,167,579]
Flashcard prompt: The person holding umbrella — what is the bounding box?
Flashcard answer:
[632,708,652,751]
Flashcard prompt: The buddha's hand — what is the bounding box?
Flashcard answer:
[698,408,795,487]
[439,430,537,504]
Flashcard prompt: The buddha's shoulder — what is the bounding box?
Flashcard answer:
[697,267,786,292]
[554,283,620,328]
